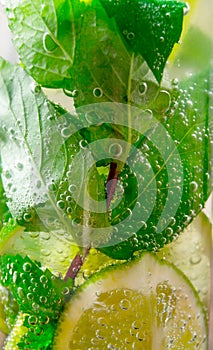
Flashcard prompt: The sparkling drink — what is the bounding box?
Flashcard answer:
[0,0,212,349]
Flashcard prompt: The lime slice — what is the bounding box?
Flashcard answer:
[158,212,212,310]
[53,253,207,349]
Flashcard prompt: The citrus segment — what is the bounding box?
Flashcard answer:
[53,253,207,349]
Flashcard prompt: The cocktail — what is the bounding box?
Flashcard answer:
[0,0,212,349]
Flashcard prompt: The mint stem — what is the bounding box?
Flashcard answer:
[64,161,119,282]
[106,162,118,210]
[64,246,90,281]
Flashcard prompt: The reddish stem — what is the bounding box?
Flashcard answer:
[64,161,119,282]
[106,162,118,210]
[64,246,90,281]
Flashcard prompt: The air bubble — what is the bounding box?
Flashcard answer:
[28,315,38,325]
[47,182,56,192]
[190,255,201,265]
[57,200,65,210]
[43,33,58,53]
[63,89,79,98]
[138,82,147,96]
[93,87,103,98]
[17,162,24,171]
[61,127,72,138]
[119,298,131,310]
[132,320,141,330]
[109,143,123,157]
[40,315,50,325]
[190,181,198,192]
[183,2,190,15]
[34,85,42,94]
[40,275,48,284]
[96,329,105,340]
[140,221,147,230]
[97,317,107,326]
[127,32,135,40]
[39,296,47,304]
[26,291,34,299]
[154,90,171,113]
[79,139,88,149]
[68,184,77,193]
[5,170,12,179]
[23,212,33,222]
[23,262,32,272]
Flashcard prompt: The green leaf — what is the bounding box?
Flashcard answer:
[0,59,111,249]
[0,254,72,317]
[100,70,212,259]
[100,0,187,83]
[0,58,68,221]
[6,0,75,87]
[6,0,186,109]
[0,58,211,260]
[0,162,11,225]
[0,254,73,349]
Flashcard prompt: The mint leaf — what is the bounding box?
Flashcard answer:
[0,58,211,259]
[0,162,11,225]
[0,254,72,317]
[0,58,68,221]
[100,0,186,83]
[6,0,75,87]
[0,59,111,248]
[5,0,186,110]
[100,70,212,259]
[0,254,73,349]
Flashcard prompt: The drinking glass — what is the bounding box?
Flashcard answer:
[0,0,212,349]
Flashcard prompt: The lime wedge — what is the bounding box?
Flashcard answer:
[53,253,207,349]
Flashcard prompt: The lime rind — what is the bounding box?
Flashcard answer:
[158,212,212,310]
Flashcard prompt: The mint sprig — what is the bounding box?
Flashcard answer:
[0,58,211,258]
[6,0,186,102]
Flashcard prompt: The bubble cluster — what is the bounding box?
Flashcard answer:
[68,284,206,349]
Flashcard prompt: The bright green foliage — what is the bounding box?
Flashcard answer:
[0,165,10,225]
[101,70,212,258]
[0,58,211,258]
[0,0,212,349]
[6,0,186,105]
[0,254,73,349]
[100,0,186,82]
